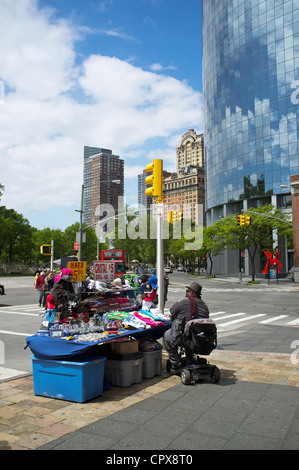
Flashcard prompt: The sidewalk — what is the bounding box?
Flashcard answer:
[210,274,299,287]
[1,350,298,450]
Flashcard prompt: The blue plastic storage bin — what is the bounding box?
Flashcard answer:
[31,355,106,403]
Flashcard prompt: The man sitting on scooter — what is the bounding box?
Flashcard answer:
[163,282,209,371]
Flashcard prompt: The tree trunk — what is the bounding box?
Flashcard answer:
[209,257,213,276]
[248,246,257,281]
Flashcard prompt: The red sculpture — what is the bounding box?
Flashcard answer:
[262,247,282,274]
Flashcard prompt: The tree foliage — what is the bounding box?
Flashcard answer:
[0,182,294,279]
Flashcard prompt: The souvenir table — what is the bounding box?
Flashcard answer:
[25,314,171,402]
[25,321,171,360]
[26,275,171,401]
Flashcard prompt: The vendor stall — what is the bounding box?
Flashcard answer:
[25,269,171,402]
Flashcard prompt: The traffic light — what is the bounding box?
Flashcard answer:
[245,216,251,226]
[145,159,163,202]
[176,212,183,222]
[237,215,245,226]
[168,210,183,223]
[40,244,52,255]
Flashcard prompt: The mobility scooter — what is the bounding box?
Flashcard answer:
[166,318,220,385]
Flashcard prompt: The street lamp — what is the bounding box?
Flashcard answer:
[76,179,121,261]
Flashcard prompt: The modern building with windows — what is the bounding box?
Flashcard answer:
[83,146,124,228]
[202,0,299,274]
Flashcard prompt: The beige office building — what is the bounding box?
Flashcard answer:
[176,129,204,171]
[163,130,205,224]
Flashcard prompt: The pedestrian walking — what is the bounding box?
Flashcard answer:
[35,270,47,307]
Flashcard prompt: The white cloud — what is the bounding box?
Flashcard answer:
[150,63,177,72]
[97,28,135,41]
[0,0,203,228]
[0,0,79,100]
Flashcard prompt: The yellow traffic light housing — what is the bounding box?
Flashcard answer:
[168,211,174,223]
[237,215,245,226]
[40,244,52,255]
[145,159,163,202]
[245,216,251,226]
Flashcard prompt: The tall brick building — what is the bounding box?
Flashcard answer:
[83,146,124,228]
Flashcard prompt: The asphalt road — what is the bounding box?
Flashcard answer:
[0,273,298,379]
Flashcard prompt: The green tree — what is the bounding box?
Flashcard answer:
[0,206,35,263]
[201,222,229,276]
[0,183,4,201]
[226,204,292,281]
[63,223,102,265]
[33,227,65,265]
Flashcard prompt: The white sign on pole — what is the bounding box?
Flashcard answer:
[93,261,115,282]
[76,232,86,243]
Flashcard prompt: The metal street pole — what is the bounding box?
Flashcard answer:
[51,240,54,271]
[157,202,164,313]
[77,184,84,262]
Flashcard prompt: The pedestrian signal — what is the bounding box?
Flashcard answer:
[40,245,52,255]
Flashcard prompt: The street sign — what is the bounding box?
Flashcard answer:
[67,261,87,282]
[93,261,115,282]
[74,242,79,251]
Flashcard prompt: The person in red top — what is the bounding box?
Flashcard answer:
[142,275,158,310]
[35,270,46,307]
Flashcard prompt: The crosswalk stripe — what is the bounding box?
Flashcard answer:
[0,309,40,316]
[286,317,299,326]
[159,308,297,329]
[0,329,30,337]
[259,315,289,324]
[218,313,266,328]
[211,312,247,321]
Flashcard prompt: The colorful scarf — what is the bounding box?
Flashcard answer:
[186,294,197,319]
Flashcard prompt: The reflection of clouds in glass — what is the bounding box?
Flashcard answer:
[216,97,298,201]
[202,0,299,210]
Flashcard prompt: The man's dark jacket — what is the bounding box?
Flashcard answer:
[168,297,209,347]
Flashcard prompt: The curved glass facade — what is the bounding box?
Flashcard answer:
[202,0,299,214]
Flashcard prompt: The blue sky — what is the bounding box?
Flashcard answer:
[0,0,203,230]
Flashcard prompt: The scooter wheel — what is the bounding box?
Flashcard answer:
[181,368,192,385]
[166,360,171,373]
[210,366,220,384]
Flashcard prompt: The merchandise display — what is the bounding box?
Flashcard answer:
[26,269,172,400]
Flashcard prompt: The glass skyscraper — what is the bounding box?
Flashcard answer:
[202,0,299,273]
